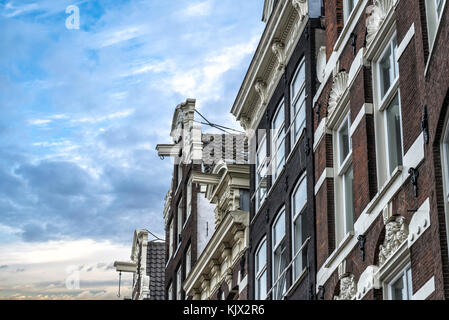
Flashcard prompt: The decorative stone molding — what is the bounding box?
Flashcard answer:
[272,40,286,71]
[334,274,357,300]
[366,0,395,47]
[408,199,431,247]
[316,46,326,83]
[337,260,348,279]
[356,266,380,300]
[328,71,349,116]
[378,216,409,266]
[292,0,307,21]
[254,80,267,106]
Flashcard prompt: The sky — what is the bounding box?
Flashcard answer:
[0,0,264,299]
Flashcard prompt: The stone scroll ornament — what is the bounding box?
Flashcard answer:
[378,215,409,266]
[334,274,357,300]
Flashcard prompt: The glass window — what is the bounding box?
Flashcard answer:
[256,133,268,211]
[290,59,306,147]
[186,183,192,220]
[178,165,182,187]
[255,239,267,300]
[177,198,183,247]
[385,93,403,174]
[176,266,182,300]
[426,0,446,50]
[343,164,354,233]
[272,209,287,300]
[292,176,307,280]
[185,246,191,276]
[169,219,174,257]
[378,36,398,101]
[271,101,286,180]
[388,266,412,300]
[168,282,173,300]
[338,115,351,166]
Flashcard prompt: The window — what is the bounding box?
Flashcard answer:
[344,0,359,22]
[425,0,447,52]
[271,101,286,180]
[378,36,399,102]
[185,245,191,276]
[334,113,354,244]
[186,182,192,221]
[177,165,182,187]
[169,219,174,258]
[292,175,307,280]
[168,282,173,300]
[440,114,449,258]
[272,209,287,300]
[255,133,268,211]
[177,198,183,247]
[386,266,412,300]
[375,34,403,177]
[176,266,182,300]
[255,238,267,300]
[290,59,306,148]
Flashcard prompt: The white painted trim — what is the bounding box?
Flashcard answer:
[239,275,248,294]
[408,198,431,247]
[350,103,374,137]
[314,168,334,195]
[403,133,425,169]
[397,23,415,61]
[313,118,331,151]
[412,276,435,300]
[324,232,354,268]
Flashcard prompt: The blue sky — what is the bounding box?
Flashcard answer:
[0,0,264,299]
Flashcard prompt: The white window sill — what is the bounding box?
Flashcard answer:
[325,231,355,268]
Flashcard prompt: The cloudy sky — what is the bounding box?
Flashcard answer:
[0,0,264,299]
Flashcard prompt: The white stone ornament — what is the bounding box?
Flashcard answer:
[366,0,395,47]
[292,0,308,21]
[334,274,357,300]
[254,80,268,106]
[316,46,326,83]
[272,40,286,71]
[378,215,409,266]
[328,71,349,116]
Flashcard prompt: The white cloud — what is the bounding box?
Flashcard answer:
[3,2,39,18]
[185,1,212,17]
[28,119,52,125]
[99,26,149,48]
[70,109,135,124]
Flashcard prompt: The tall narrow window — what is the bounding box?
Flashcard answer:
[440,113,449,258]
[169,219,174,258]
[271,101,285,180]
[256,133,268,211]
[176,266,182,300]
[290,59,306,148]
[168,282,173,300]
[272,209,287,300]
[185,245,191,276]
[177,164,183,187]
[425,0,447,51]
[186,182,192,221]
[378,36,399,101]
[292,175,307,281]
[386,266,412,300]
[385,93,403,173]
[255,238,267,300]
[177,198,183,247]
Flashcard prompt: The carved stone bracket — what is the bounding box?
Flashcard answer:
[316,46,326,84]
[272,40,286,71]
[378,216,409,266]
[292,0,308,21]
[254,80,267,106]
[334,274,357,300]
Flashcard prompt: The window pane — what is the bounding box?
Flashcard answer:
[256,241,267,274]
[273,243,287,300]
[273,211,285,248]
[275,139,285,176]
[379,46,392,99]
[293,96,306,143]
[391,274,405,300]
[293,215,303,279]
[257,270,267,300]
[339,119,350,165]
[273,104,284,132]
[406,267,413,299]
[344,164,354,233]
[292,62,305,100]
[436,0,444,17]
[186,247,191,276]
[386,94,403,174]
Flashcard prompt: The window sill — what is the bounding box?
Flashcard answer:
[285,268,307,298]
[325,231,355,268]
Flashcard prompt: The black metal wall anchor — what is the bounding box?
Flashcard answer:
[357,235,366,261]
[305,138,311,156]
[422,105,429,144]
[409,167,420,197]
[316,103,321,122]
[350,32,357,56]
[284,175,289,192]
[318,285,325,300]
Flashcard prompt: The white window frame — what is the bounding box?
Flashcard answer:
[177,164,183,187]
[169,219,174,258]
[176,266,182,300]
[255,132,268,212]
[168,282,173,300]
[185,182,192,223]
[271,100,286,181]
[373,33,404,180]
[440,114,449,258]
[271,208,287,300]
[425,0,447,61]
[385,264,413,300]
[255,238,267,300]
[334,111,354,245]
[344,0,359,23]
[291,174,307,281]
[289,58,307,151]
[185,245,191,277]
[177,198,183,248]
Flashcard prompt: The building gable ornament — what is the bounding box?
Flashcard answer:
[334,274,357,300]
[328,71,349,117]
[378,216,409,266]
[254,80,268,106]
[292,0,307,21]
[316,46,326,83]
[272,40,286,71]
[365,0,395,48]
